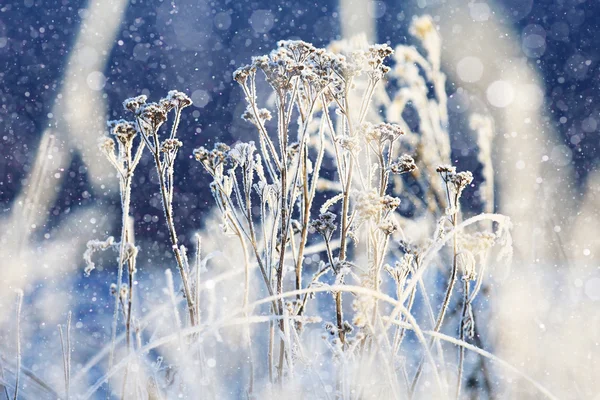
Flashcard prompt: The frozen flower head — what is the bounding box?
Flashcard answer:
[250,44,312,92]
[194,142,230,174]
[108,119,137,145]
[366,44,393,69]
[438,166,474,200]
[378,220,398,236]
[448,171,473,194]
[335,135,361,155]
[160,138,183,153]
[353,44,393,80]
[363,122,404,145]
[309,211,337,239]
[241,106,272,126]
[381,195,401,211]
[193,146,210,163]
[123,94,147,113]
[137,103,168,130]
[233,64,256,85]
[436,164,456,174]
[229,141,256,168]
[160,90,192,111]
[385,254,414,285]
[389,154,417,174]
[277,40,316,60]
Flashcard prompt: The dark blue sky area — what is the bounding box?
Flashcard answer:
[1,0,598,243]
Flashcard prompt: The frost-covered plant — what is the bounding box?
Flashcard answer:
[75,16,529,400]
[185,27,511,398]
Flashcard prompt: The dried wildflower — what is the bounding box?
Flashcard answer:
[123,94,147,113]
[381,195,401,211]
[436,164,456,174]
[211,143,230,165]
[194,142,231,176]
[229,141,256,168]
[137,103,168,129]
[108,119,137,145]
[362,122,404,144]
[110,283,118,297]
[193,146,210,163]
[363,44,394,80]
[448,171,474,198]
[335,135,361,154]
[309,211,337,239]
[389,154,417,174]
[384,254,414,285]
[241,106,272,126]
[161,138,183,153]
[233,64,256,85]
[277,40,316,61]
[378,220,398,236]
[160,90,192,111]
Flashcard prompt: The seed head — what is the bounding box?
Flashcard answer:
[160,90,192,111]
[123,95,147,113]
[137,103,168,129]
[389,154,417,174]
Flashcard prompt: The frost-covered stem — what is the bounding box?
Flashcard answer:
[151,142,196,326]
[125,234,135,353]
[13,289,23,400]
[335,291,345,345]
[232,223,255,396]
[339,90,355,263]
[59,312,72,400]
[456,280,470,400]
[169,107,182,140]
[241,83,282,172]
[294,147,310,298]
[338,160,353,258]
[240,172,276,307]
[378,152,387,197]
[108,171,132,396]
[268,310,275,385]
[410,191,460,397]
[194,235,202,324]
[276,92,289,380]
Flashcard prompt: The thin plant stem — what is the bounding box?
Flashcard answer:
[456,280,471,400]
[13,289,23,400]
[409,188,461,397]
